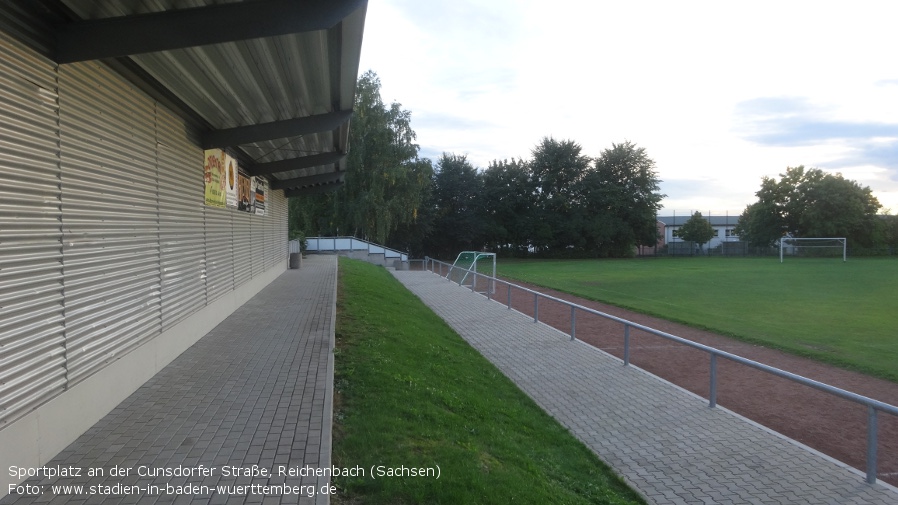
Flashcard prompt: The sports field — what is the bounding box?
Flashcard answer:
[498,257,898,382]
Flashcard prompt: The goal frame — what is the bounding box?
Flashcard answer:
[449,251,497,293]
[779,237,846,263]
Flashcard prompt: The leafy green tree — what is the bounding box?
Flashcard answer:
[735,166,881,247]
[878,214,898,253]
[674,211,716,253]
[734,200,782,247]
[387,157,435,256]
[529,137,591,251]
[583,141,664,255]
[288,193,332,238]
[288,71,429,246]
[426,153,485,258]
[480,158,535,255]
[797,172,881,246]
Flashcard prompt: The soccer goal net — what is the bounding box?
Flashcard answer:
[779,237,846,262]
[448,251,497,293]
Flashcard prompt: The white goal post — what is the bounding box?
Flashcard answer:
[779,237,847,262]
[449,251,497,293]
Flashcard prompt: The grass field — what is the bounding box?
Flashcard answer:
[333,258,644,504]
[498,257,898,382]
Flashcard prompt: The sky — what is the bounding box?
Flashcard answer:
[357,0,898,215]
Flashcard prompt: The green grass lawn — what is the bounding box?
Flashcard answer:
[498,257,898,382]
[333,258,644,504]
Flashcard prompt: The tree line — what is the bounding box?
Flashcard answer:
[289,71,664,259]
[291,72,898,258]
[734,166,898,252]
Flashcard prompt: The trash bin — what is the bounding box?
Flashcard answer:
[289,252,302,269]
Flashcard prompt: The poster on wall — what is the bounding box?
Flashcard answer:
[203,149,226,208]
[237,169,253,212]
[254,177,267,216]
[224,153,238,209]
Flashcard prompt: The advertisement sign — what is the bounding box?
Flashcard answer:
[254,177,267,216]
[203,149,226,208]
[224,152,238,209]
[237,169,253,212]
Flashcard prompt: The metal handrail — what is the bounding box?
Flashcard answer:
[305,236,409,262]
[423,256,898,485]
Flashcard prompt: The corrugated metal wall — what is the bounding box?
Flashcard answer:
[157,107,207,332]
[0,31,66,428]
[59,61,163,386]
[0,34,289,428]
[204,206,234,303]
[233,211,252,287]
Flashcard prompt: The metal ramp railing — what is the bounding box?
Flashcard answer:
[294,236,409,265]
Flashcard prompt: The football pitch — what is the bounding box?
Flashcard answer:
[497,257,898,382]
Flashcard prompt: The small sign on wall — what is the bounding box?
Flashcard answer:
[204,148,241,210]
[254,177,267,216]
[237,169,253,212]
[224,153,238,209]
[203,149,226,208]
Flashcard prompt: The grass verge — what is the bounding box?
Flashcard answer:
[332,258,644,504]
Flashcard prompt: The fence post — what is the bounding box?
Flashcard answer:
[867,406,878,484]
[533,293,539,323]
[507,283,512,310]
[471,271,476,293]
[624,324,630,366]
[570,306,576,341]
[710,354,718,408]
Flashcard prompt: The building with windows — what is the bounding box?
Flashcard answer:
[658,214,741,252]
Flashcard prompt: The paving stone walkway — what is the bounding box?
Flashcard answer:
[391,269,898,505]
[2,255,337,505]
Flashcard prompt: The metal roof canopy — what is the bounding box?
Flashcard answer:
[54,0,368,195]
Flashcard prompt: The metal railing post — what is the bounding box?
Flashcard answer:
[570,306,576,341]
[710,354,718,408]
[507,283,512,310]
[624,324,630,366]
[533,293,539,323]
[471,271,477,293]
[867,406,878,484]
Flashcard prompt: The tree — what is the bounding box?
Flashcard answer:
[674,211,716,253]
[288,71,430,245]
[735,166,881,247]
[426,153,485,257]
[797,173,881,246]
[529,137,591,251]
[386,157,435,256]
[587,141,664,252]
[733,200,781,248]
[480,158,535,255]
